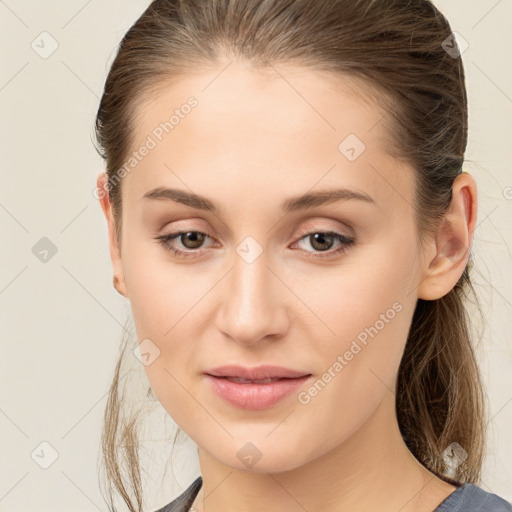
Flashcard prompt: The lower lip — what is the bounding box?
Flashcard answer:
[204,374,312,410]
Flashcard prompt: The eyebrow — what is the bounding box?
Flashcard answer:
[142,186,375,215]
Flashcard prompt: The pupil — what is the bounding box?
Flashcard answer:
[311,233,332,251]
[183,231,204,249]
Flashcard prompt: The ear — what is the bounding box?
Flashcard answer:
[417,172,478,301]
[97,172,128,298]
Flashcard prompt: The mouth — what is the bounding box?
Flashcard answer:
[206,375,309,384]
[203,370,313,410]
[205,364,311,381]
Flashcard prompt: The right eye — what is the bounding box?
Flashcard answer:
[154,230,214,258]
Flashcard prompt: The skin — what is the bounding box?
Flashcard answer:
[97,61,477,512]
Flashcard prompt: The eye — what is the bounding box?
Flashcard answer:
[155,230,214,258]
[154,229,355,259]
[292,231,355,258]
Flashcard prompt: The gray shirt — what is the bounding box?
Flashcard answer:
[154,476,512,512]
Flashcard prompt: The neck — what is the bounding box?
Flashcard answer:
[190,392,456,512]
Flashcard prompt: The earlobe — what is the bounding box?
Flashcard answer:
[96,172,129,298]
[113,274,128,298]
[417,172,477,301]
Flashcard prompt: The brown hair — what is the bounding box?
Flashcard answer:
[94,1,487,510]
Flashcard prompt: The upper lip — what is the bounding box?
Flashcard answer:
[206,365,311,380]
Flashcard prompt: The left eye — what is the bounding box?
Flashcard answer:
[293,231,355,257]
[155,230,355,259]
[155,230,212,256]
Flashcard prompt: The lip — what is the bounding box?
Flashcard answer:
[204,365,313,410]
[205,364,310,380]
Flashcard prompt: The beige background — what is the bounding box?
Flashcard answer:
[0,0,510,510]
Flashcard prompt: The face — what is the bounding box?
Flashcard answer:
[107,62,429,473]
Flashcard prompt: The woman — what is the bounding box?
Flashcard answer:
[94,0,511,511]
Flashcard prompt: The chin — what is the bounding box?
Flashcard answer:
[207,437,315,475]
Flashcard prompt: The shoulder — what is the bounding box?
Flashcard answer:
[435,482,511,512]
[153,476,203,512]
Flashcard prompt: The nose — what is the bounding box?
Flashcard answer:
[215,245,289,347]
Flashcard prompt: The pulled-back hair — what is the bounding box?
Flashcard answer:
[94,1,486,510]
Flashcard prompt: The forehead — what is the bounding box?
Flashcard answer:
[122,62,413,216]
[133,62,388,147]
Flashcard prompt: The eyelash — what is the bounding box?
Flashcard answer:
[154,229,355,259]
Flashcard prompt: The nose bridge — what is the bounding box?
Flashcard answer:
[216,237,287,345]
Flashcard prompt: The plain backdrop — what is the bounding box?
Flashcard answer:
[0,0,511,510]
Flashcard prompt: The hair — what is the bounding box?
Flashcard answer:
[93,1,488,511]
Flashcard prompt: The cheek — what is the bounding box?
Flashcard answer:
[287,257,416,453]
[122,233,202,337]
[292,234,418,394]
[293,233,417,343]
[122,244,214,411]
